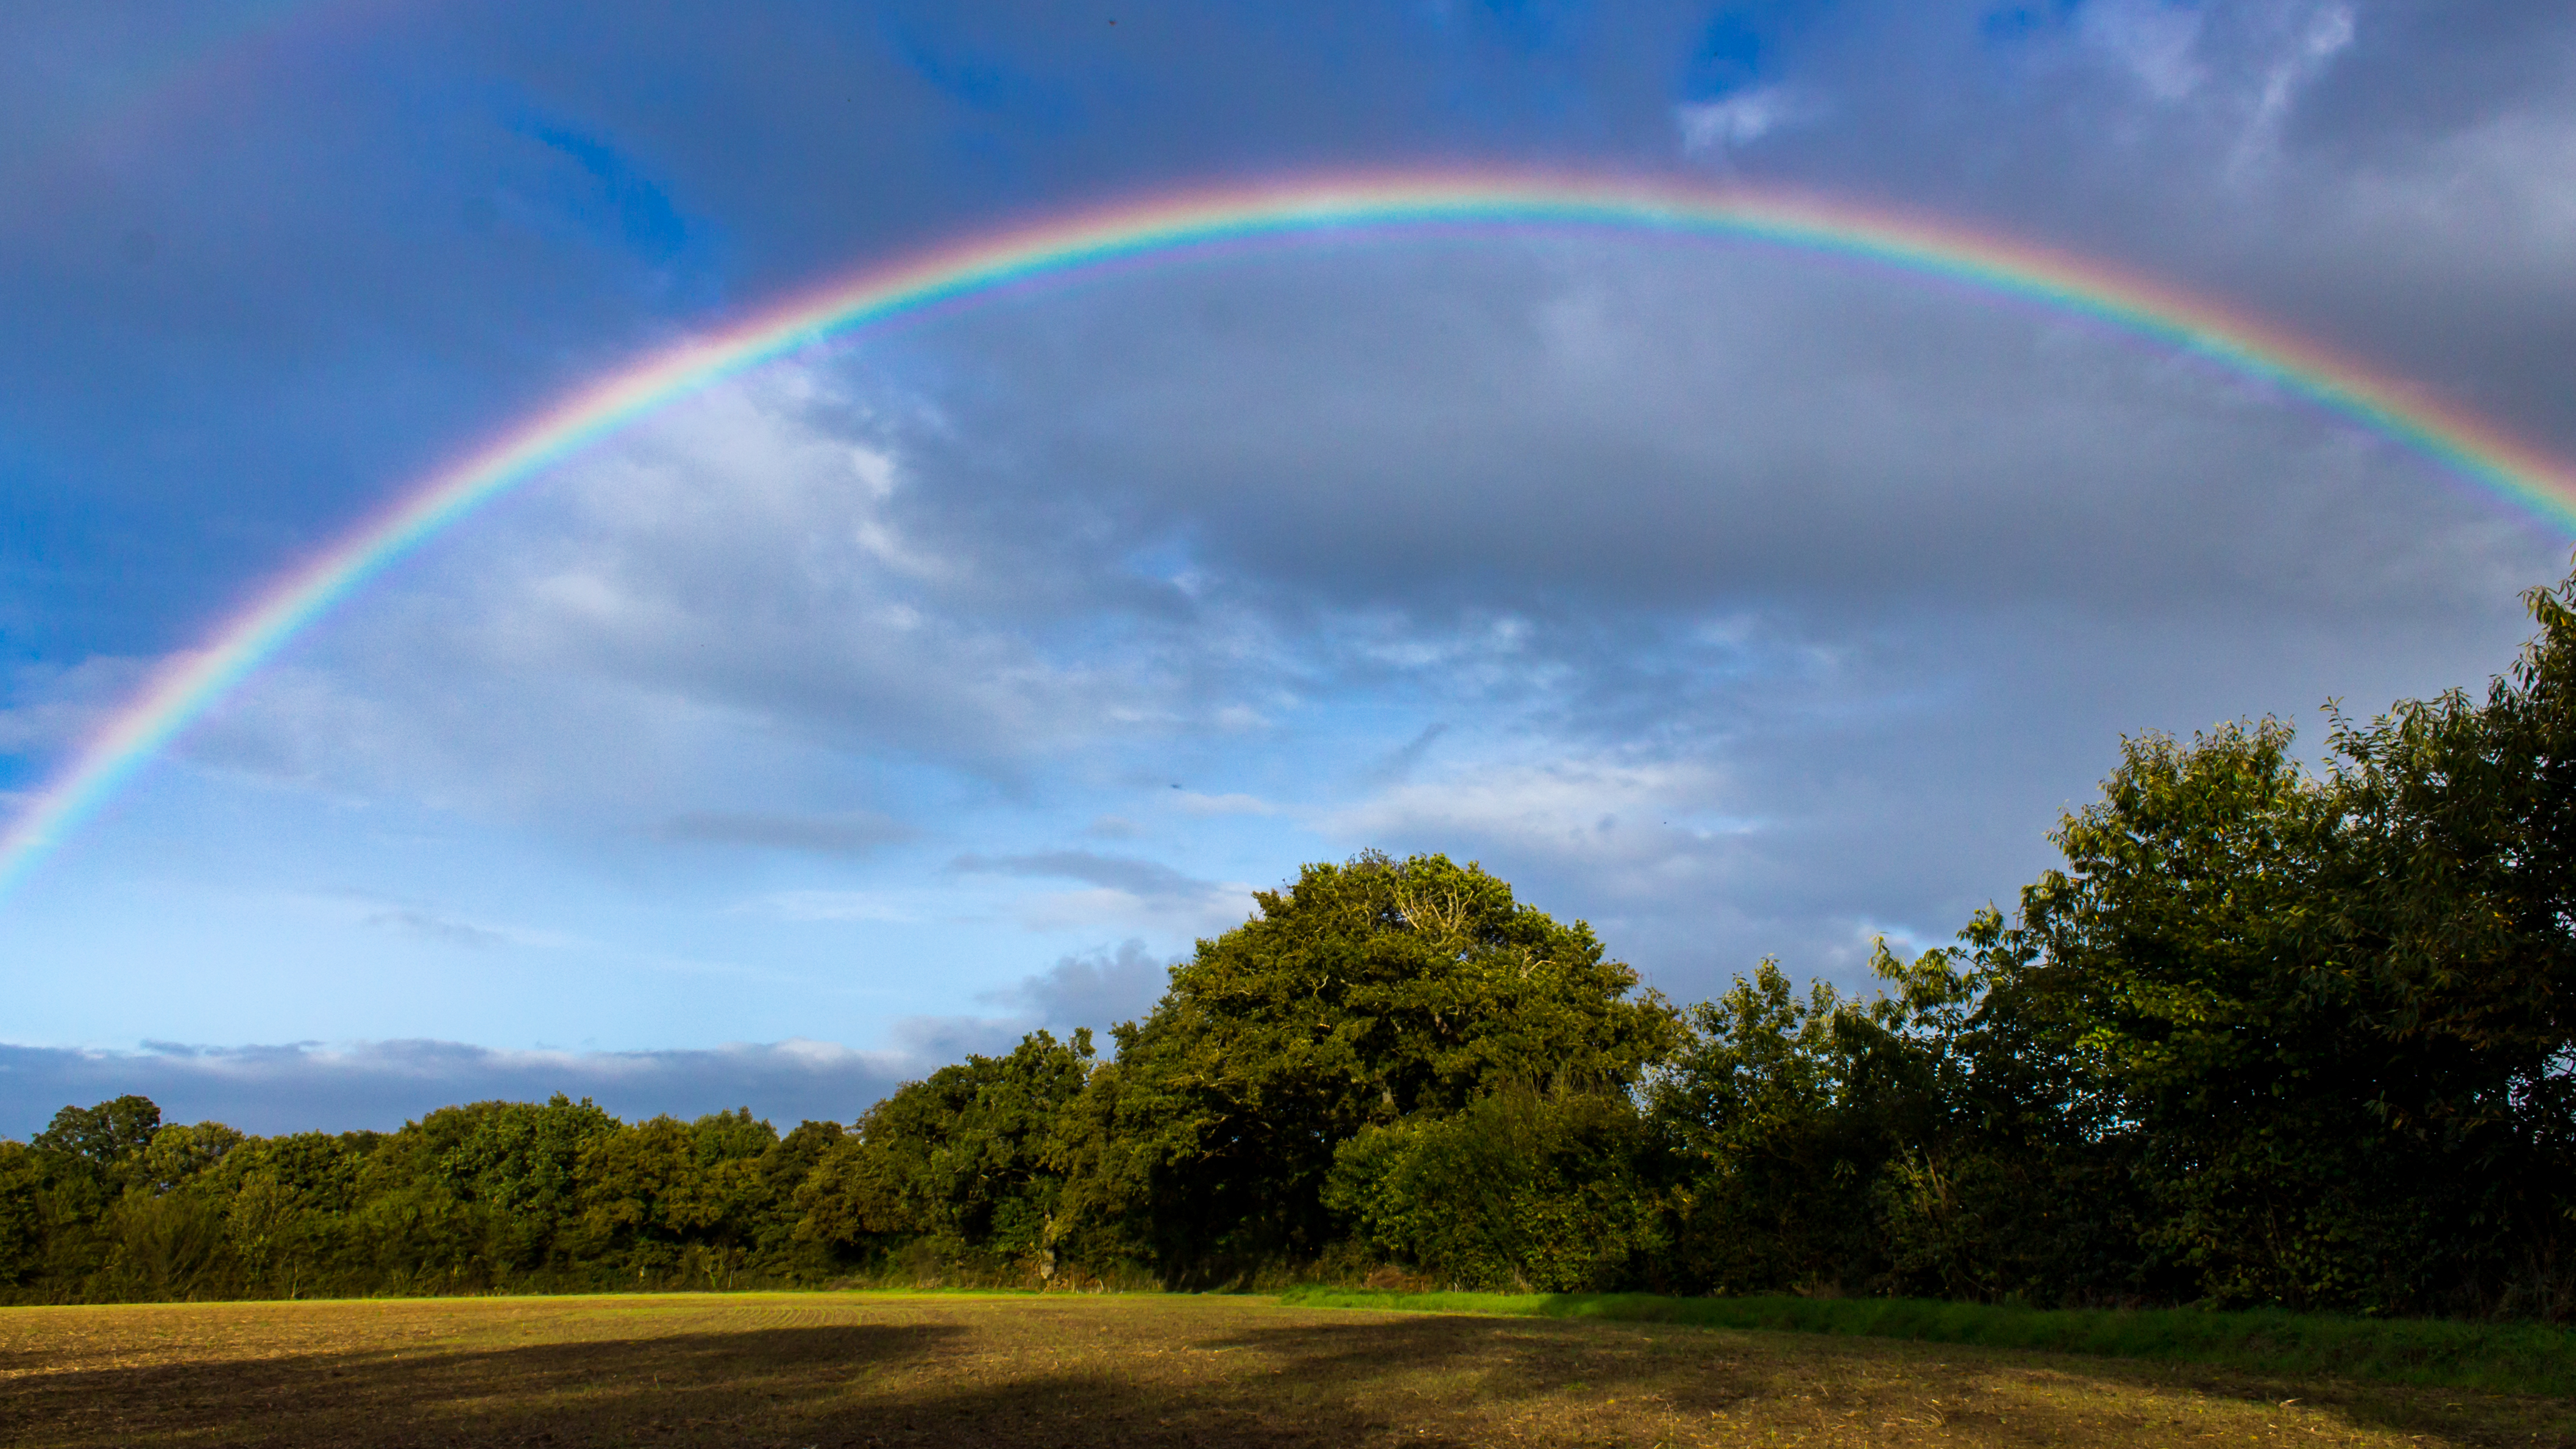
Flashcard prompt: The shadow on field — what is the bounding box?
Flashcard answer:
[1202,1311,2576,1449]
[5,1303,2571,1448]
[3,1322,962,1449]
[0,1313,1677,1448]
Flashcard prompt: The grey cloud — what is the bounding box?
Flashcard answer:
[949,851,1218,904]
[0,1037,939,1139]
[0,943,1190,1140]
[1367,722,1449,786]
[886,239,2554,637]
[363,909,510,951]
[181,227,2559,1007]
[16,0,2576,1050]
[978,939,1176,1035]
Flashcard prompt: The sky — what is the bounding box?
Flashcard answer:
[4,0,2573,1135]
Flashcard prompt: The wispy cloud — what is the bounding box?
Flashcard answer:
[1169,790,1276,817]
[951,849,1217,902]
[1675,85,1817,156]
[950,850,1251,932]
[363,907,513,951]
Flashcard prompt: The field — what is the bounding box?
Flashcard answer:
[3,1292,2572,1448]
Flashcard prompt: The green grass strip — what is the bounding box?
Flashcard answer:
[1274,1288,2576,1397]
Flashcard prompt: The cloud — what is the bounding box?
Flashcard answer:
[1329,752,1745,875]
[1367,722,1449,786]
[1675,85,1816,155]
[0,1038,928,1138]
[1169,790,1276,817]
[0,655,155,756]
[949,850,1252,934]
[2232,4,2358,176]
[0,933,1197,1139]
[12,0,2576,1081]
[71,227,2555,1018]
[363,907,512,951]
[951,849,1215,899]
[978,938,1175,1033]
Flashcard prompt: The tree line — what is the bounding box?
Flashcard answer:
[9,573,2576,1317]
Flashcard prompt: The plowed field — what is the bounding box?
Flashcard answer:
[1,1291,2566,1447]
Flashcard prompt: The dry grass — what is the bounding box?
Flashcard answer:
[0,1291,2568,1447]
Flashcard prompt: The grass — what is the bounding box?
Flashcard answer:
[1280,1288,2576,1397]
[3,1291,2572,1447]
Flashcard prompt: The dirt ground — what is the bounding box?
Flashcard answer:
[1,1291,2568,1448]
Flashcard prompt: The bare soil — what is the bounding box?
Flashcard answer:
[0,1291,2567,1447]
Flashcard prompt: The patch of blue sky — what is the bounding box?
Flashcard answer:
[0,757,1180,1050]
[522,122,691,261]
[1975,0,2086,46]
[1466,0,1584,55]
[1681,6,1776,99]
[481,105,725,308]
[1114,534,1206,593]
[877,12,1080,126]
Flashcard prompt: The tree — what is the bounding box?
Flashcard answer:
[33,1095,162,1190]
[2314,573,2576,1313]
[1648,959,1884,1294]
[1327,1082,1662,1291]
[410,1095,620,1280]
[0,1143,40,1288]
[798,1031,1093,1277]
[1067,852,1678,1283]
[1948,667,2576,1311]
[577,1110,781,1287]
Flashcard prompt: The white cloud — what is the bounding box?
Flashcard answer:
[949,850,1254,934]
[1169,790,1276,816]
[2232,3,2357,177]
[0,654,155,754]
[1327,753,1750,875]
[1675,85,1814,155]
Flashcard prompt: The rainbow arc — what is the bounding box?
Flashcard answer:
[6,171,2572,897]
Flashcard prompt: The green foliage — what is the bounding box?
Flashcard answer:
[33,1094,162,1184]
[1325,1083,1662,1291]
[1066,852,1676,1283]
[0,1142,41,1287]
[0,1093,857,1303]
[575,1108,790,1287]
[1650,960,1889,1293]
[797,1030,1094,1278]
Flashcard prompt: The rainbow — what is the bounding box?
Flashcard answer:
[6,170,2574,899]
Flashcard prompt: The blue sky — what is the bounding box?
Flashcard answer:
[5,0,2574,1133]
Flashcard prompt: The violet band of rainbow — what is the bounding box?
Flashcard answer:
[6,171,2573,900]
